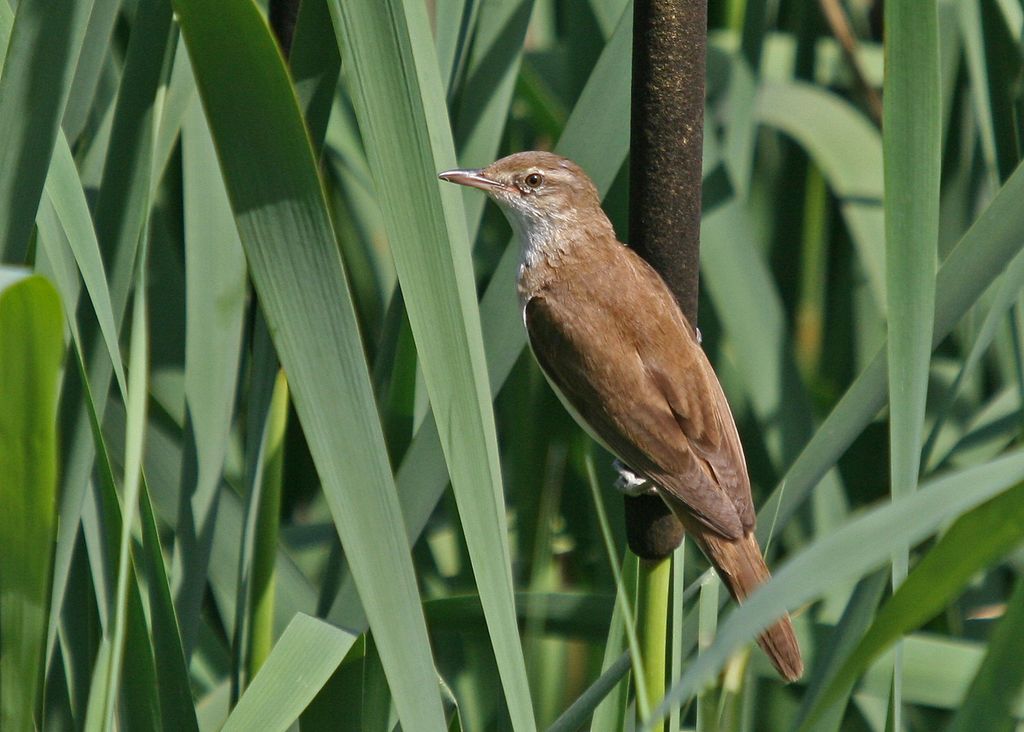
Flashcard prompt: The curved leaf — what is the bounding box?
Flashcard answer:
[173,0,446,726]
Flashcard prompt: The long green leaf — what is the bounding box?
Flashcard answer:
[94,228,150,730]
[173,0,446,727]
[328,0,534,726]
[172,86,247,657]
[0,0,93,262]
[649,449,1024,725]
[757,158,1024,547]
[800,481,1024,729]
[221,614,354,732]
[883,0,940,534]
[0,271,63,731]
[948,578,1024,732]
[756,81,885,310]
[48,0,174,681]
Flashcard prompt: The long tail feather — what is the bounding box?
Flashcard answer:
[695,530,803,682]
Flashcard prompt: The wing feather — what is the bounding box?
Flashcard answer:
[524,252,753,538]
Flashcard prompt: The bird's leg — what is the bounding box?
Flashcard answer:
[613,459,655,496]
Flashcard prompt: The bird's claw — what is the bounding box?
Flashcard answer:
[612,459,655,496]
[694,326,703,346]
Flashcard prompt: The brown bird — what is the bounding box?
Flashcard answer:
[439,151,803,682]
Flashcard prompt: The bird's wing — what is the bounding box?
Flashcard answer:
[640,339,756,531]
[525,282,748,539]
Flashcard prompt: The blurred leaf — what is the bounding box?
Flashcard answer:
[171,84,247,658]
[884,0,940,715]
[792,570,889,731]
[91,223,151,730]
[328,0,535,725]
[948,579,1024,732]
[757,158,1024,546]
[174,0,446,726]
[222,614,356,732]
[0,271,63,730]
[652,449,1024,724]
[756,81,885,310]
[0,0,93,263]
[801,481,1024,729]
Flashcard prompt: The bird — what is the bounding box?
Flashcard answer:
[439,151,803,682]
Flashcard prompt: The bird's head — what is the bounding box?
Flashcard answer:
[439,152,610,260]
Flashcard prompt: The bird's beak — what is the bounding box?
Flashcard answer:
[438,168,505,192]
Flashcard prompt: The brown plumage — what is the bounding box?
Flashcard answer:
[439,151,803,682]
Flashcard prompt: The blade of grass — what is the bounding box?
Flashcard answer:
[668,541,687,731]
[288,0,340,152]
[137,478,200,731]
[791,570,889,732]
[48,0,175,680]
[947,578,1024,732]
[696,574,720,732]
[92,230,150,730]
[922,247,1024,471]
[755,81,885,311]
[450,0,533,239]
[883,0,940,718]
[221,614,356,732]
[584,453,649,719]
[232,315,280,701]
[173,0,447,726]
[328,0,534,726]
[548,653,632,732]
[244,370,289,685]
[799,480,1024,729]
[757,158,1024,549]
[0,271,63,731]
[649,448,1024,725]
[60,0,120,145]
[0,0,93,263]
[172,86,247,658]
[590,556,637,732]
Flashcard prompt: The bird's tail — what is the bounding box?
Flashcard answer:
[696,530,804,682]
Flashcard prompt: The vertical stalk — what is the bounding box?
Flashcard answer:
[247,370,289,680]
[629,0,707,724]
[636,558,671,731]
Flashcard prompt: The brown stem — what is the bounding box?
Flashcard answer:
[625,0,706,560]
[818,0,883,126]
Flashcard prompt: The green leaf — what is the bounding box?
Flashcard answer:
[48,0,175,685]
[800,481,1024,729]
[327,0,534,726]
[222,614,356,732]
[755,81,885,310]
[172,83,247,658]
[650,449,1024,725]
[948,579,1024,732]
[883,0,940,563]
[0,0,93,262]
[757,158,1024,547]
[93,225,151,730]
[0,271,63,731]
[173,0,446,726]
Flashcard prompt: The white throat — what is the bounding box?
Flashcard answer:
[500,203,571,273]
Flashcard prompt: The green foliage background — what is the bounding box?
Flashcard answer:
[1,0,1023,729]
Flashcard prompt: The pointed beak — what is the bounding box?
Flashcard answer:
[437,168,505,192]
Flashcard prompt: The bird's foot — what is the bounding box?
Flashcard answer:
[612,459,655,496]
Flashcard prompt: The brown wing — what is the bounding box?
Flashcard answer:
[524,250,754,538]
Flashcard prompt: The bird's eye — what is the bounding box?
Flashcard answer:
[524,172,544,188]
